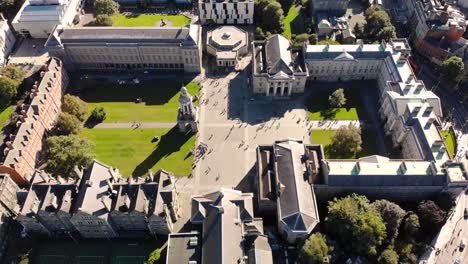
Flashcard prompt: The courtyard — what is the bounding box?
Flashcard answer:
[72,76,200,177]
[441,129,457,158]
[311,129,378,159]
[112,13,190,27]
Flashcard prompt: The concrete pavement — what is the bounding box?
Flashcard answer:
[89,122,176,129]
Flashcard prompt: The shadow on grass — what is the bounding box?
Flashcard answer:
[132,126,193,177]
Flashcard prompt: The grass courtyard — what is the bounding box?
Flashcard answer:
[441,129,456,159]
[81,127,195,177]
[311,129,377,159]
[305,89,367,120]
[283,6,299,39]
[0,105,14,128]
[112,14,190,27]
[75,79,200,123]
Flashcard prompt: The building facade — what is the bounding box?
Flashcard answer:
[206,26,248,68]
[252,35,308,97]
[0,58,69,185]
[0,15,16,66]
[198,0,254,25]
[46,25,201,73]
[12,0,82,38]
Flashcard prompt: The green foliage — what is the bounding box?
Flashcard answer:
[330,125,362,157]
[318,39,340,45]
[256,27,267,40]
[0,77,19,108]
[146,248,161,264]
[403,212,420,236]
[371,199,406,241]
[353,23,364,39]
[46,135,95,179]
[0,0,15,9]
[62,94,88,122]
[94,0,119,16]
[328,88,346,107]
[440,56,464,81]
[294,33,310,46]
[364,7,395,42]
[95,14,113,26]
[326,194,386,256]
[417,200,447,231]
[56,112,82,135]
[0,65,26,83]
[298,233,329,264]
[435,192,455,211]
[256,0,284,34]
[9,110,20,126]
[309,33,318,45]
[378,249,399,264]
[398,242,418,264]
[91,107,107,122]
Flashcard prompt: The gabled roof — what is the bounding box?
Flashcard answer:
[334,50,355,60]
[265,35,293,75]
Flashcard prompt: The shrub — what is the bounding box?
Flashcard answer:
[95,14,113,26]
[55,112,82,135]
[91,107,107,123]
[62,94,88,122]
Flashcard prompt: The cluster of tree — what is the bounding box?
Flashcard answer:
[328,88,346,107]
[440,56,465,82]
[329,124,362,158]
[255,0,284,39]
[55,95,88,135]
[0,65,26,109]
[298,193,452,264]
[291,33,318,46]
[94,0,119,26]
[363,6,396,42]
[0,0,25,19]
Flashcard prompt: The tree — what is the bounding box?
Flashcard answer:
[435,192,455,211]
[260,1,284,33]
[371,200,406,241]
[440,56,464,81]
[309,33,318,45]
[353,23,364,39]
[294,33,310,46]
[45,135,95,179]
[0,77,19,108]
[364,7,395,42]
[146,248,161,264]
[91,107,107,122]
[325,194,386,256]
[298,233,329,264]
[318,39,340,45]
[55,112,82,135]
[417,200,447,231]
[0,65,25,83]
[94,0,119,16]
[95,14,113,26]
[328,88,346,107]
[330,125,362,158]
[403,212,420,236]
[62,94,88,122]
[378,249,399,264]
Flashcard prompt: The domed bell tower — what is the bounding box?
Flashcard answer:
[177,86,198,133]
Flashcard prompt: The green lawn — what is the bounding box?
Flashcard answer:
[112,14,190,27]
[81,128,195,177]
[0,105,14,128]
[76,80,200,123]
[311,129,377,159]
[306,90,366,120]
[283,6,299,39]
[441,130,456,159]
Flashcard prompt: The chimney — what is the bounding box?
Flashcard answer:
[40,71,45,78]
[425,118,435,128]
[5,141,13,150]
[406,74,415,83]
[86,180,93,187]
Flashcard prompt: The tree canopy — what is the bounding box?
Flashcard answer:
[364,7,395,42]
[55,112,82,135]
[0,77,19,108]
[329,88,346,107]
[417,200,446,231]
[94,0,119,16]
[95,14,113,26]
[371,200,406,241]
[46,135,95,179]
[325,194,386,256]
[0,65,26,83]
[298,233,329,264]
[403,212,420,236]
[255,0,284,34]
[330,125,362,158]
[62,94,88,122]
[378,249,399,264]
[440,56,464,81]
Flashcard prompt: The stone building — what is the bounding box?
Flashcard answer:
[0,14,16,66]
[12,0,82,38]
[46,25,201,73]
[198,0,254,25]
[252,35,308,97]
[206,26,248,68]
[0,174,20,260]
[177,86,198,133]
[0,58,69,185]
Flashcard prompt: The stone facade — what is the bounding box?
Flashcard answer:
[0,15,16,66]
[198,0,254,25]
[206,26,248,68]
[0,58,69,185]
[46,25,201,73]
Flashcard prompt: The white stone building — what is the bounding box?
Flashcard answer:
[206,26,248,68]
[0,15,16,66]
[12,0,82,38]
[252,35,308,97]
[198,0,254,25]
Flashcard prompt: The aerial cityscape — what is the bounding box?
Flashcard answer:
[0,0,468,263]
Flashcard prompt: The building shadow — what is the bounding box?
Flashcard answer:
[132,126,193,177]
[234,165,256,194]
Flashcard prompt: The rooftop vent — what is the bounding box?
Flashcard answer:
[189,236,198,247]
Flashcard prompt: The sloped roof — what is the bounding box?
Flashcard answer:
[265,35,293,75]
[334,50,355,60]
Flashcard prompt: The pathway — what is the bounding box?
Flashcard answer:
[308,120,366,130]
[87,122,176,129]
